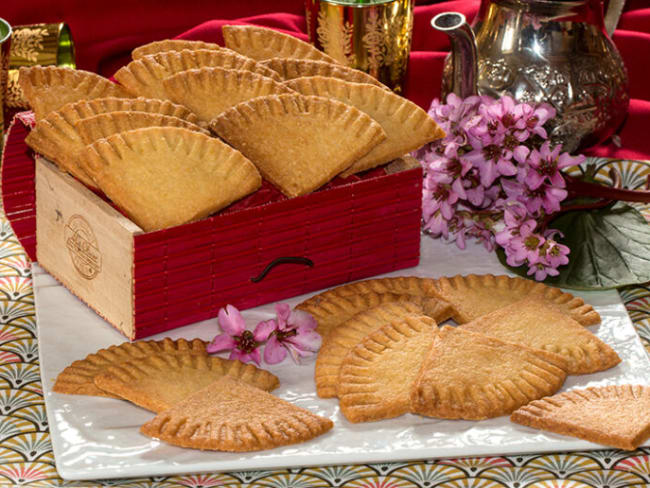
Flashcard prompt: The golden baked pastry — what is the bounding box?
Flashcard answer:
[53,338,207,397]
[18,66,131,120]
[132,39,222,59]
[511,385,650,451]
[316,300,424,398]
[411,326,568,420]
[25,96,201,189]
[264,57,387,88]
[162,67,294,124]
[94,353,279,412]
[286,76,445,176]
[114,48,281,99]
[339,315,437,422]
[210,94,386,197]
[140,377,334,451]
[75,110,208,146]
[459,298,620,375]
[434,274,601,326]
[222,24,338,64]
[298,293,413,339]
[79,127,262,231]
[296,276,455,331]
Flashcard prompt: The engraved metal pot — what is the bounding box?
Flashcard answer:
[432,0,629,152]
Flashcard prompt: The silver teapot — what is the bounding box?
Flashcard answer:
[432,0,629,152]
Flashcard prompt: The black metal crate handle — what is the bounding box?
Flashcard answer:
[250,256,314,283]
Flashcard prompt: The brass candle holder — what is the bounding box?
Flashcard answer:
[7,22,75,109]
[306,0,414,93]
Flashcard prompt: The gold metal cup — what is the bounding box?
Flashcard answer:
[1,18,11,154]
[7,22,75,109]
[307,0,414,93]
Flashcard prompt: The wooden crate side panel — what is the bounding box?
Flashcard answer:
[35,159,140,339]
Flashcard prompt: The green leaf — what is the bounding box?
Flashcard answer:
[496,202,650,290]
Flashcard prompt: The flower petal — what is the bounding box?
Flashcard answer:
[275,302,292,329]
[288,329,322,353]
[254,319,277,342]
[289,309,318,331]
[206,334,237,353]
[263,335,287,364]
[218,304,246,335]
[249,348,262,366]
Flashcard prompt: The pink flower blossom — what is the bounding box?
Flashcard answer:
[525,141,585,190]
[423,209,452,238]
[419,93,578,281]
[495,204,537,247]
[527,259,560,281]
[514,102,556,139]
[510,233,545,266]
[263,303,321,364]
[207,305,274,365]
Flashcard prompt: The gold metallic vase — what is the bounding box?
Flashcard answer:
[307,0,414,93]
[7,22,75,109]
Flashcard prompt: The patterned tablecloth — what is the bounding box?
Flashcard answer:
[0,158,649,487]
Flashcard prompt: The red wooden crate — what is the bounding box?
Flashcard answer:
[2,112,423,339]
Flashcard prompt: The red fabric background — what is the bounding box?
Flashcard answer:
[3,0,649,159]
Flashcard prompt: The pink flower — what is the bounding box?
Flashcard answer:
[207,305,274,365]
[526,184,568,215]
[418,94,575,281]
[423,209,452,238]
[527,259,560,281]
[525,141,584,190]
[495,204,537,247]
[264,303,321,364]
[505,231,545,267]
[541,231,570,268]
[514,102,556,139]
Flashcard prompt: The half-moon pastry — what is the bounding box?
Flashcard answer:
[511,385,650,451]
[79,127,262,231]
[339,315,437,422]
[222,24,338,64]
[434,274,600,326]
[94,353,279,412]
[114,48,282,99]
[411,326,568,420]
[162,67,294,123]
[210,94,386,197]
[140,377,333,451]
[459,298,620,374]
[25,96,201,188]
[53,338,207,398]
[75,110,208,146]
[296,276,454,329]
[286,76,445,175]
[18,66,131,120]
[315,300,424,398]
[132,39,223,59]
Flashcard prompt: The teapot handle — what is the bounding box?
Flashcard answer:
[604,0,625,37]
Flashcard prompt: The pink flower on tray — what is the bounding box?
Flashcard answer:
[207,304,274,365]
[264,303,322,364]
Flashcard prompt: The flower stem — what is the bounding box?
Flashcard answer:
[564,173,650,203]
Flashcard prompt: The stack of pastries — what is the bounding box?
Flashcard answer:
[19,25,445,232]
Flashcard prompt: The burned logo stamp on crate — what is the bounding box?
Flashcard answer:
[64,214,102,280]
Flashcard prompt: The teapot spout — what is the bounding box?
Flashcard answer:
[432,12,478,99]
